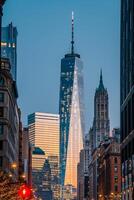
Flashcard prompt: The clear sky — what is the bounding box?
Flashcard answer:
[3,0,120,133]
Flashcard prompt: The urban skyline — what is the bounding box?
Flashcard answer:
[1,1,132,200]
[3,0,120,132]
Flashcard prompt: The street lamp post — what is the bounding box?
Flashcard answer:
[0,0,6,66]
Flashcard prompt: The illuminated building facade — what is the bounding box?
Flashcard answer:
[2,23,17,81]
[120,1,134,199]
[59,13,84,188]
[28,112,60,199]
[28,112,59,158]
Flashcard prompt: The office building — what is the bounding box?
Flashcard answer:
[77,134,89,200]
[32,147,46,199]
[93,70,110,149]
[28,112,59,158]
[120,1,134,199]
[0,58,19,178]
[59,12,84,189]
[28,112,60,199]
[22,127,32,185]
[98,140,121,199]
[1,23,17,81]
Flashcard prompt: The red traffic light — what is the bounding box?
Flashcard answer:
[18,184,31,199]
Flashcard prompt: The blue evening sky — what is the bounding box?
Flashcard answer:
[3,0,120,133]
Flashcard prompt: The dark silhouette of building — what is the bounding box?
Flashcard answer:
[120,0,134,199]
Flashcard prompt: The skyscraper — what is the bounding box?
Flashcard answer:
[120,1,134,199]
[1,23,17,81]
[93,70,110,149]
[28,112,59,158]
[59,12,84,189]
[28,112,60,199]
[88,72,110,200]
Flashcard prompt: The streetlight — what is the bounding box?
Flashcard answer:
[11,162,17,169]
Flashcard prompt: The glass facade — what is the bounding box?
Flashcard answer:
[59,53,84,188]
[121,0,134,199]
[1,23,18,81]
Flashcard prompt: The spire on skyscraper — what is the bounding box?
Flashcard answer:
[71,11,74,54]
[98,69,105,91]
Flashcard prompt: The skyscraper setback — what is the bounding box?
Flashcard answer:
[59,13,84,189]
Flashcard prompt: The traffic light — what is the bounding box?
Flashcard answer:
[18,184,31,199]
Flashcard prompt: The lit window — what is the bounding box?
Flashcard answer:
[114,166,118,172]
[1,42,7,46]
[8,43,11,47]
[114,176,118,183]
[12,43,15,48]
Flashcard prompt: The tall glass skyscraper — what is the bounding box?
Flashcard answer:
[1,23,17,81]
[59,13,84,188]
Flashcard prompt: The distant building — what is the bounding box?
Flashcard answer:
[98,140,121,199]
[93,70,110,149]
[59,12,84,190]
[32,147,46,199]
[28,112,60,199]
[48,155,60,200]
[62,185,77,200]
[89,72,110,200]
[28,112,59,158]
[40,159,53,200]
[112,128,120,143]
[22,127,32,186]
[77,134,89,200]
[1,23,18,81]
[0,58,19,179]
[89,128,93,162]
[120,1,134,199]
[77,149,84,200]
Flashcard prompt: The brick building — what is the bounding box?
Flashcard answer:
[98,139,121,199]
